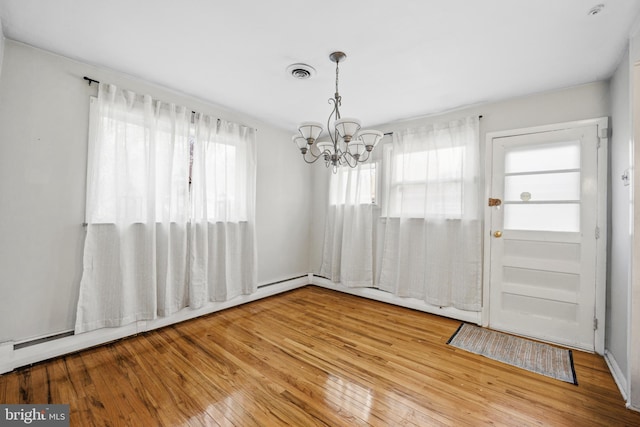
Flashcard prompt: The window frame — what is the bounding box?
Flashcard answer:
[381,141,469,220]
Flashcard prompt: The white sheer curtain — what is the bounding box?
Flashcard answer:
[76,84,257,333]
[76,84,191,333]
[377,116,482,311]
[189,117,257,306]
[320,164,376,287]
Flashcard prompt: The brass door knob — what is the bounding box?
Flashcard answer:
[493,231,503,238]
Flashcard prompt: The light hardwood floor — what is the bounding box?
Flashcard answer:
[1,286,639,426]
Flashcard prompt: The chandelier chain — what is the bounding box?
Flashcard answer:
[335,58,340,96]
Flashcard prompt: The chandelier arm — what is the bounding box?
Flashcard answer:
[325,156,333,168]
[307,142,324,158]
[302,151,323,164]
[342,152,358,168]
[303,144,336,164]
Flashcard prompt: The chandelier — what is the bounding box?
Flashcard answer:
[292,51,383,172]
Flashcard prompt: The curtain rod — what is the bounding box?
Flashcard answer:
[385,115,482,137]
[84,75,197,115]
[82,77,480,132]
[82,76,257,131]
[83,76,99,86]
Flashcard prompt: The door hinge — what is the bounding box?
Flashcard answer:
[594,317,598,331]
[599,127,609,139]
[597,128,609,149]
[595,226,600,239]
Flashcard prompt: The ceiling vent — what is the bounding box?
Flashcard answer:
[287,63,316,79]
[587,4,604,16]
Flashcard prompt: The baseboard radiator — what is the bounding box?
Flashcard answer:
[0,275,310,375]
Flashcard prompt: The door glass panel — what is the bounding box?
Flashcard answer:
[504,172,580,202]
[504,203,580,232]
[505,140,580,174]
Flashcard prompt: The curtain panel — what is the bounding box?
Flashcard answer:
[75,84,256,334]
[189,117,257,307]
[376,116,482,311]
[320,116,482,311]
[319,164,376,287]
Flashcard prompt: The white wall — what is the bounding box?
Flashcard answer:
[0,19,5,78]
[0,40,311,345]
[607,48,632,396]
[255,123,311,285]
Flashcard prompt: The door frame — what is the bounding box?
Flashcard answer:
[482,117,608,354]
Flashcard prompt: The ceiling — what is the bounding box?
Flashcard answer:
[1,0,639,132]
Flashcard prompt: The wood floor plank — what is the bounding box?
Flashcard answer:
[262,295,534,424]
[178,320,359,426]
[123,333,227,426]
[1,286,639,426]
[153,326,318,427]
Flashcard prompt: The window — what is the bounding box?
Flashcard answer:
[329,162,377,206]
[198,138,246,222]
[384,143,467,218]
[502,140,581,232]
[87,94,253,225]
[88,97,191,224]
[78,85,258,334]
[191,118,254,223]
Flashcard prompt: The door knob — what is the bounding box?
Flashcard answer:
[493,231,503,238]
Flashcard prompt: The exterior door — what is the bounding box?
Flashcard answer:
[487,122,605,351]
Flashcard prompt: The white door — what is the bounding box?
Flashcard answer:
[487,122,605,351]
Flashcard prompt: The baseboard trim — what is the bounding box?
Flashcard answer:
[2,274,486,375]
[0,276,308,375]
[604,350,629,405]
[311,275,482,324]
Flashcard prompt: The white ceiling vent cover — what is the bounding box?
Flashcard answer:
[287,63,316,79]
